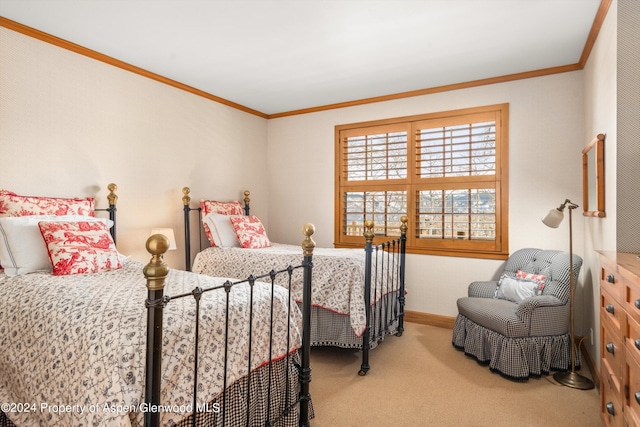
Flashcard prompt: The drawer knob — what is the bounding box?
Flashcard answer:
[606,274,615,283]
[636,392,640,405]
[606,304,615,314]
[606,343,615,354]
[606,402,615,415]
[635,339,640,350]
[636,299,640,309]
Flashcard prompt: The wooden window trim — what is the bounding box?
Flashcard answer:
[335,104,509,260]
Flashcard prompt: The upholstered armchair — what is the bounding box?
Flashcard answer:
[452,248,583,381]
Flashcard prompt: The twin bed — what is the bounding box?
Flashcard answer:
[0,185,313,427]
[0,184,408,427]
[181,187,408,376]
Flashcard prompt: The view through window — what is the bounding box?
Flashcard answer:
[335,104,509,259]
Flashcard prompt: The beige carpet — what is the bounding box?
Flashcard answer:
[309,322,602,427]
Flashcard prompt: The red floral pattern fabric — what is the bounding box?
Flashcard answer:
[0,215,113,276]
[199,200,244,247]
[516,269,546,294]
[230,215,271,248]
[38,221,121,275]
[0,189,95,217]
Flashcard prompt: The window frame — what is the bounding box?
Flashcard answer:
[334,104,509,260]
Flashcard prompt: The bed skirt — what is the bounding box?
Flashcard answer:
[304,290,401,350]
[451,314,580,381]
[0,356,312,427]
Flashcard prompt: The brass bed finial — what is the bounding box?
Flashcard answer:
[364,220,375,243]
[400,215,408,236]
[182,187,191,206]
[301,223,316,257]
[243,190,250,209]
[144,234,170,291]
[107,183,118,205]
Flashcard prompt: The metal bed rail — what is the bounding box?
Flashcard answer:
[143,224,315,427]
[359,216,408,376]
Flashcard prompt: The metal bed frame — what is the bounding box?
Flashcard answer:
[115,185,315,426]
[181,187,407,376]
[143,227,314,427]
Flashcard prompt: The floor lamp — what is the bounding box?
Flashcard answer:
[542,199,595,390]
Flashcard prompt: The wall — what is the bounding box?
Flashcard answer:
[617,0,640,253]
[0,27,270,268]
[582,0,617,367]
[267,73,586,319]
[1,20,598,324]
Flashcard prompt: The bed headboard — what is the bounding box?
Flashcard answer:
[181,187,250,271]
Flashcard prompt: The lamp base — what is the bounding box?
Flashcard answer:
[553,370,595,390]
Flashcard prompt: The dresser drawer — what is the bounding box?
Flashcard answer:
[628,314,640,367]
[603,289,625,338]
[602,257,624,304]
[602,375,624,427]
[625,275,640,326]
[626,349,640,427]
[602,322,624,399]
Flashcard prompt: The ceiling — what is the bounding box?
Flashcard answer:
[0,0,603,116]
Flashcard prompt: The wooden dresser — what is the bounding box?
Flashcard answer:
[599,251,640,427]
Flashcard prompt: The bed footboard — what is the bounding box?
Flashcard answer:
[143,224,315,427]
[359,216,408,376]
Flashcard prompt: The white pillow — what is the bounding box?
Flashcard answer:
[0,215,113,276]
[495,275,540,303]
[202,213,241,248]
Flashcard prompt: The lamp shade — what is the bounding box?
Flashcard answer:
[542,208,564,228]
[151,228,177,250]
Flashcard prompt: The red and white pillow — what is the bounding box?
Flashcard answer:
[229,215,271,249]
[0,189,95,217]
[200,200,244,246]
[515,270,546,295]
[200,200,244,216]
[0,215,113,276]
[38,221,121,276]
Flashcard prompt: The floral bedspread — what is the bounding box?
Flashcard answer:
[0,261,302,427]
[192,243,389,336]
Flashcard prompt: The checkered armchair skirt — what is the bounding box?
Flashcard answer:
[452,248,583,381]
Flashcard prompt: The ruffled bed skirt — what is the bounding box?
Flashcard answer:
[452,314,580,381]
[304,296,400,350]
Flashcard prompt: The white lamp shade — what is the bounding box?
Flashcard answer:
[542,208,564,228]
[151,228,177,250]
